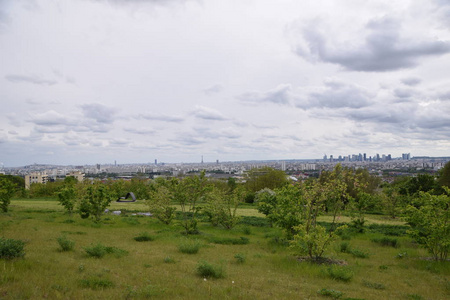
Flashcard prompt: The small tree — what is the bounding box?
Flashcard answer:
[290,180,347,260]
[80,183,112,222]
[57,185,77,216]
[0,177,16,212]
[405,188,449,261]
[146,185,176,225]
[204,186,243,229]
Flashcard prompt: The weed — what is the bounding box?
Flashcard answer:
[325,265,353,282]
[379,265,388,270]
[178,238,202,254]
[56,235,75,251]
[362,280,386,290]
[340,242,351,253]
[133,232,155,242]
[371,236,399,248]
[78,264,85,272]
[407,294,424,300]
[84,243,128,258]
[122,217,140,225]
[209,236,249,245]
[196,260,225,279]
[349,248,370,258]
[0,237,25,259]
[234,253,246,264]
[317,288,343,299]
[163,256,175,264]
[79,276,115,289]
[396,251,408,259]
[242,226,252,235]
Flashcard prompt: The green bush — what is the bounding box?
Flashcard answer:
[79,276,115,289]
[84,243,128,258]
[349,248,370,258]
[0,237,25,259]
[234,253,246,264]
[324,265,353,282]
[163,256,175,264]
[178,238,201,254]
[371,237,399,248]
[317,288,343,299]
[196,261,225,279]
[339,241,350,253]
[57,235,75,251]
[209,236,249,245]
[133,232,155,242]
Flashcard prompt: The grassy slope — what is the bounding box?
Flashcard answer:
[0,198,448,299]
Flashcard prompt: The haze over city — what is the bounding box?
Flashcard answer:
[1,0,450,167]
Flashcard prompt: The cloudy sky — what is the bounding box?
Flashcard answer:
[1,0,450,167]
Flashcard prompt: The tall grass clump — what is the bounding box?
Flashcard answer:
[178,238,202,254]
[324,265,353,282]
[0,237,25,259]
[133,232,155,242]
[84,243,128,258]
[196,261,225,279]
[57,235,75,251]
[371,236,399,248]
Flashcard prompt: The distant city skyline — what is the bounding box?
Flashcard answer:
[1,0,449,167]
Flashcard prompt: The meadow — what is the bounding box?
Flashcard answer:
[1,198,449,300]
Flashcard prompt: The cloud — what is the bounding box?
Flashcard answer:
[139,113,184,123]
[192,105,228,121]
[29,110,73,126]
[123,127,156,135]
[203,84,223,95]
[401,77,421,86]
[5,74,57,85]
[296,79,372,109]
[291,16,450,72]
[81,103,117,124]
[394,88,416,99]
[238,84,293,105]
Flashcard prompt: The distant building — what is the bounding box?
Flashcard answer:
[67,171,85,182]
[25,172,49,189]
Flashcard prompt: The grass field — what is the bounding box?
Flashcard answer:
[1,198,449,299]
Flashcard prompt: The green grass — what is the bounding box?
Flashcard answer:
[0,201,449,299]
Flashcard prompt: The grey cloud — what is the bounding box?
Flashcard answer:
[140,113,184,123]
[5,74,57,85]
[81,103,117,124]
[401,77,421,86]
[29,110,73,126]
[394,88,416,99]
[203,84,223,95]
[192,105,228,121]
[123,128,156,135]
[238,84,292,105]
[296,79,372,109]
[194,127,241,140]
[292,17,450,72]
[172,133,205,146]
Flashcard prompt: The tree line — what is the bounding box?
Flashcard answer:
[1,161,449,260]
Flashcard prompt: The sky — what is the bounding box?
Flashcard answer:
[1,0,450,167]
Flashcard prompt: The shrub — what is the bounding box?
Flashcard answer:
[0,237,25,259]
[79,276,115,289]
[371,236,399,248]
[317,288,343,299]
[209,236,249,245]
[57,235,75,251]
[196,261,225,279]
[163,256,175,264]
[133,232,155,242]
[84,243,127,258]
[339,242,350,253]
[234,253,246,264]
[178,238,201,254]
[362,280,386,290]
[325,265,353,282]
[349,248,370,258]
